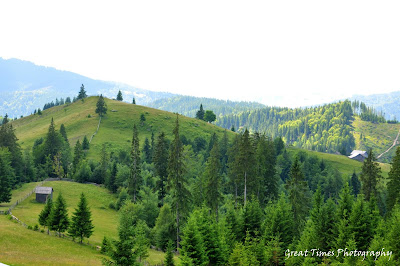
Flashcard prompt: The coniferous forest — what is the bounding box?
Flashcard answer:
[1,90,400,265]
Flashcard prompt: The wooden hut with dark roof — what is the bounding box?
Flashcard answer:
[35,187,54,203]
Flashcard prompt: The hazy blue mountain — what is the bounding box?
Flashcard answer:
[350,91,400,120]
[148,95,266,118]
[0,58,175,117]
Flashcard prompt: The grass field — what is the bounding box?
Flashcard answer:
[7,181,172,265]
[11,97,235,160]
[0,182,40,211]
[0,215,105,265]
[352,117,400,163]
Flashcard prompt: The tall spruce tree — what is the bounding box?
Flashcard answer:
[204,140,222,219]
[132,97,136,104]
[59,124,69,144]
[116,90,123,101]
[95,94,107,117]
[38,197,53,234]
[82,136,90,150]
[0,123,23,183]
[360,149,382,201]
[142,137,152,163]
[286,157,310,236]
[167,115,190,250]
[387,146,400,212]
[49,193,69,236]
[69,193,94,243]
[0,149,13,203]
[2,113,8,124]
[77,84,87,100]
[107,161,118,193]
[129,124,141,202]
[196,104,205,120]
[350,170,361,196]
[237,129,255,205]
[43,118,63,165]
[72,140,83,174]
[154,132,169,206]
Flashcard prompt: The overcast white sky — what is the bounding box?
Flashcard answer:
[1,0,400,107]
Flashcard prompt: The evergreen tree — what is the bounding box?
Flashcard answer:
[2,113,8,124]
[196,104,205,120]
[38,197,53,234]
[77,84,87,100]
[69,193,94,243]
[49,193,69,236]
[350,170,361,196]
[95,94,107,117]
[59,124,69,144]
[82,135,90,150]
[349,194,373,250]
[167,115,190,250]
[204,140,222,219]
[117,90,123,101]
[154,132,169,206]
[165,240,175,266]
[231,125,235,132]
[243,199,263,238]
[0,122,23,183]
[129,124,141,202]
[0,149,13,203]
[237,129,256,205]
[386,205,400,261]
[132,97,136,104]
[65,97,71,104]
[179,212,208,265]
[387,146,400,212]
[153,203,176,250]
[134,220,149,263]
[360,149,382,201]
[37,108,42,115]
[107,161,118,193]
[140,113,146,125]
[72,140,83,173]
[43,118,63,166]
[101,236,110,254]
[286,157,310,236]
[142,137,152,163]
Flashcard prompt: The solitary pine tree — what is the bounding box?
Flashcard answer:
[286,157,310,236]
[360,149,382,201]
[154,132,169,206]
[49,193,69,236]
[2,113,8,124]
[82,136,90,150]
[132,97,136,104]
[69,193,94,243]
[38,197,53,234]
[77,84,87,100]
[204,140,222,220]
[116,90,123,101]
[387,146,400,212]
[95,94,107,117]
[129,124,141,202]
[195,104,205,120]
[37,108,42,115]
[167,115,190,250]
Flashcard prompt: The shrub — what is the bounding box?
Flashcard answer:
[34,224,39,231]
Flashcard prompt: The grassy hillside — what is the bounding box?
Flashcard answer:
[6,181,174,265]
[11,96,234,160]
[352,117,400,163]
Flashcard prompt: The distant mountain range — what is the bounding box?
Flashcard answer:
[350,91,400,120]
[0,58,176,117]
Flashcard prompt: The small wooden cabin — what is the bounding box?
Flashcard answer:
[348,150,368,162]
[35,187,54,203]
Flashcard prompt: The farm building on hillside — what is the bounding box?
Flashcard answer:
[35,187,54,203]
[348,150,368,162]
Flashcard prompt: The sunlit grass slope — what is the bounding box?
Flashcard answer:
[11,96,234,160]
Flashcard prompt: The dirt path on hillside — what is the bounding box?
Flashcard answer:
[377,128,400,159]
[89,116,102,143]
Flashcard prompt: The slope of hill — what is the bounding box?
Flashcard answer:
[148,95,266,118]
[0,57,176,118]
[11,96,235,160]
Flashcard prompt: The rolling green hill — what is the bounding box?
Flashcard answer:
[1,181,174,266]
[11,96,234,160]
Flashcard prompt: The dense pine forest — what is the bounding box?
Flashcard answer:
[1,89,399,265]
